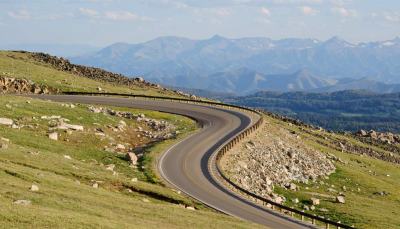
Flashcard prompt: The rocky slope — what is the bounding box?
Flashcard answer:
[222,119,335,203]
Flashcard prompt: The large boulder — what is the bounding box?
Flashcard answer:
[126,152,138,165]
[369,130,378,139]
[311,198,320,205]
[357,129,367,136]
[0,118,13,126]
[48,132,58,141]
[57,123,84,131]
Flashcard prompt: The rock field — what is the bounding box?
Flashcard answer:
[222,121,336,203]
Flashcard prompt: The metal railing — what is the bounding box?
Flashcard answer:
[62,91,354,229]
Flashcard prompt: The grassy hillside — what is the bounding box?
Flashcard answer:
[0,96,259,228]
[0,51,182,97]
[0,50,259,228]
[262,114,400,228]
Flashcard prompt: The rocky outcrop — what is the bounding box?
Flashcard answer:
[30,52,154,87]
[356,129,400,145]
[0,75,54,94]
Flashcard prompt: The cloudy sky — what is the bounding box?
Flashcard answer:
[1,0,399,46]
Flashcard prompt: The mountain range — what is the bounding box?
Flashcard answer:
[71,35,400,95]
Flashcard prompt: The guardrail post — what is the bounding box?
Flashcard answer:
[326,223,330,229]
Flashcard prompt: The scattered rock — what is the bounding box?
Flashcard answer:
[57,123,84,131]
[106,164,115,171]
[30,184,39,192]
[0,118,13,126]
[41,115,62,120]
[357,129,367,136]
[327,188,337,193]
[285,183,297,191]
[310,198,320,205]
[369,130,378,139]
[336,196,345,204]
[131,178,138,182]
[48,132,58,141]
[63,155,72,160]
[0,137,9,150]
[92,183,99,189]
[11,123,19,129]
[373,191,389,196]
[142,198,150,203]
[116,144,126,151]
[126,152,138,165]
[186,206,195,210]
[118,120,127,127]
[13,199,31,206]
[273,196,284,204]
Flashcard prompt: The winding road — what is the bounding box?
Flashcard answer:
[32,95,312,229]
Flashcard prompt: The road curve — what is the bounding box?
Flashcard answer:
[31,95,312,229]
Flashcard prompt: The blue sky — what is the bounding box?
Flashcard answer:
[1,0,399,46]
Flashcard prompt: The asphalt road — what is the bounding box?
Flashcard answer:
[31,95,313,229]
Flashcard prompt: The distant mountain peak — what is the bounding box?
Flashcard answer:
[323,36,354,47]
[207,35,230,42]
[294,68,312,76]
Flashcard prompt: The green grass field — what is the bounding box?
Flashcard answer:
[0,95,259,228]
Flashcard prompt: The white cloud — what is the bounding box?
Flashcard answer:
[260,7,271,16]
[8,10,31,20]
[227,0,322,6]
[79,8,99,17]
[384,12,400,23]
[332,7,357,17]
[215,8,231,17]
[104,11,140,21]
[104,11,137,20]
[301,6,318,16]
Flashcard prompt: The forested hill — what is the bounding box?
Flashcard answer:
[223,90,400,133]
